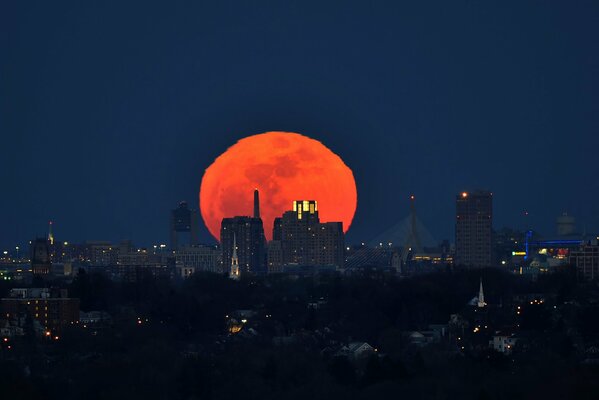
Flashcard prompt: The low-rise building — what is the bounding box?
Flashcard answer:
[175,244,221,274]
[0,288,79,335]
[490,332,518,354]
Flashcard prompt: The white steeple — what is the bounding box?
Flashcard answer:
[229,233,240,280]
[477,278,486,308]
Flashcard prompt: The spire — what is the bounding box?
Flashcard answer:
[48,221,54,245]
[253,189,260,219]
[229,233,240,280]
[477,278,486,308]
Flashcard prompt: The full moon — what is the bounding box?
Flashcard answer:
[199,131,357,241]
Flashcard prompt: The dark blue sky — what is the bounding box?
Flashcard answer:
[2,1,598,249]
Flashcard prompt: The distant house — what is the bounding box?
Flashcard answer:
[407,331,429,346]
[404,324,447,347]
[336,342,376,359]
[490,332,518,354]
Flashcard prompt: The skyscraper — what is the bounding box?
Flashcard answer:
[455,191,493,268]
[170,201,199,249]
[220,190,266,275]
[277,200,344,269]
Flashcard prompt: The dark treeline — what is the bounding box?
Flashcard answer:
[1,268,599,400]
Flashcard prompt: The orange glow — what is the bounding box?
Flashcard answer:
[200,132,357,241]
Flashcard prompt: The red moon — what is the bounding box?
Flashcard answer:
[199,131,357,241]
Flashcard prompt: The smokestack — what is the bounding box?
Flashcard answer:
[253,189,260,218]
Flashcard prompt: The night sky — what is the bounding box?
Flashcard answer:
[2,1,598,249]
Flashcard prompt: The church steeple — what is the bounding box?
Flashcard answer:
[229,233,240,280]
[477,278,486,308]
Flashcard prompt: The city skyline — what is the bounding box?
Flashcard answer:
[0,187,592,252]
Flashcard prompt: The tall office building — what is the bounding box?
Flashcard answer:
[277,200,344,269]
[170,201,200,249]
[455,191,493,268]
[220,190,267,275]
[267,240,284,273]
[31,238,52,275]
[268,216,283,273]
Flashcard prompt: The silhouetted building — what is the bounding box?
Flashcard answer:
[220,190,266,275]
[86,241,117,266]
[221,217,266,275]
[170,201,200,249]
[455,191,493,268]
[267,240,283,273]
[113,250,176,282]
[277,200,344,269]
[273,217,282,241]
[175,244,221,274]
[31,238,51,275]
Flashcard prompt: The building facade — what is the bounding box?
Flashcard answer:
[221,217,266,275]
[276,200,344,269]
[175,244,221,274]
[267,240,283,273]
[455,191,493,268]
[1,288,79,335]
[220,190,267,275]
[31,238,52,275]
[170,201,200,250]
